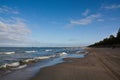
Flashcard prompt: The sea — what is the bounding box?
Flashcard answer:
[0,47,87,80]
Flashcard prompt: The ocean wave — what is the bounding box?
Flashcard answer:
[25,50,37,53]
[59,52,67,56]
[22,56,53,63]
[8,62,20,67]
[0,51,15,55]
[12,64,27,70]
[0,55,56,69]
[22,59,36,63]
[34,56,52,60]
[45,49,52,52]
[76,51,85,54]
[0,62,20,69]
[0,51,69,69]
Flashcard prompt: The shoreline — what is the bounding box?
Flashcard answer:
[31,48,120,80]
[0,48,86,80]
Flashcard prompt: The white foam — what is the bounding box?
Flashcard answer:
[0,63,8,68]
[59,52,67,56]
[0,55,55,69]
[23,59,35,63]
[0,51,15,55]
[35,56,51,60]
[12,64,27,69]
[0,62,20,68]
[25,50,37,53]
[7,62,20,67]
[19,55,54,64]
[18,64,27,68]
[45,49,52,52]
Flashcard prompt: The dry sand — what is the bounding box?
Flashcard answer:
[31,48,120,80]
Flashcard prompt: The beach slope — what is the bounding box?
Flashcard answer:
[31,48,120,80]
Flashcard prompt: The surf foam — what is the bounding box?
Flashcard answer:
[25,51,37,53]
[45,49,52,52]
[59,52,67,56]
[0,52,15,55]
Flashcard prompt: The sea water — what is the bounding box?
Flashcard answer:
[0,47,87,80]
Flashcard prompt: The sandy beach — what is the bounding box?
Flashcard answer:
[31,48,120,80]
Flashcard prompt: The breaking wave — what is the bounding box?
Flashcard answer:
[0,52,15,55]
[25,50,37,53]
[59,52,67,56]
[0,52,68,69]
[45,49,52,52]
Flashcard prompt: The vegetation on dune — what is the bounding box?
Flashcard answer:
[89,28,120,47]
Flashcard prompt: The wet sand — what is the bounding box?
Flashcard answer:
[31,48,120,80]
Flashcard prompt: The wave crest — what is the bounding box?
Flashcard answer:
[0,52,15,55]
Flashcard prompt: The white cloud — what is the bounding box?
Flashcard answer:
[0,6,31,46]
[70,14,101,25]
[0,5,19,14]
[82,9,90,16]
[103,4,120,9]
[0,17,31,42]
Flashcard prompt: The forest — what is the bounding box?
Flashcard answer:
[89,28,120,47]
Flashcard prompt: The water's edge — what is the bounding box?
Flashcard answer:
[0,49,88,80]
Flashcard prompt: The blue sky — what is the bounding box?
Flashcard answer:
[0,0,120,47]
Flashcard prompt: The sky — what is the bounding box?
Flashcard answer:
[0,0,120,47]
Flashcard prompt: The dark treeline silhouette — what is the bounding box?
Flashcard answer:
[89,28,120,47]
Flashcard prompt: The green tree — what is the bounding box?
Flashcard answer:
[89,28,120,47]
[109,35,115,39]
[116,28,120,44]
[117,28,120,40]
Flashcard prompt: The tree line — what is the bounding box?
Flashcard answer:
[89,28,120,47]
